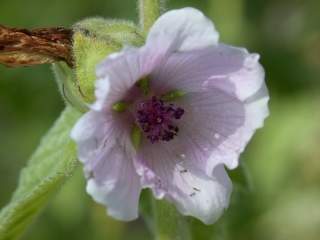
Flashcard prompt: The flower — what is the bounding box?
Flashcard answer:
[71,7,269,224]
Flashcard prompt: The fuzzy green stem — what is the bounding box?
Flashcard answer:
[138,0,165,33]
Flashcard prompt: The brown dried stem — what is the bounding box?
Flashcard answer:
[0,25,73,68]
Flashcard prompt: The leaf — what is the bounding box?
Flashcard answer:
[0,107,81,240]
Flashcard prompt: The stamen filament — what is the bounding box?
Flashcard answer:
[131,124,142,149]
[161,90,186,102]
[112,101,129,112]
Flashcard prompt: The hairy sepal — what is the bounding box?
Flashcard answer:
[73,18,144,103]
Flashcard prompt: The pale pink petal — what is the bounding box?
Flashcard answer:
[134,150,231,224]
[71,111,108,166]
[175,89,246,172]
[147,8,219,52]
[92,45,167,111]
[147,44,268,171]
[178,89,268,172]
[134,87,245,179]
[151,44,264,100]
[134,156,167,199]
[169,165,232,224]
[71,111,141,221]
[86,141,141,221]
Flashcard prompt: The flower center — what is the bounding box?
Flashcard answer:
[135,96,185,143]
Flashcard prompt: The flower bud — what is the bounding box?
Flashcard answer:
[73,18,144,104]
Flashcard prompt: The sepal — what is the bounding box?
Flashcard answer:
[73,18,144,103]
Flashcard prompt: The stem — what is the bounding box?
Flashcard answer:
[152,199,191,240]
[0,25,73,67]
[138,0,165,33]
[140,190,156,234]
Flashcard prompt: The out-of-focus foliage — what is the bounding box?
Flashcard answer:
[0,0,319,239]
[0,107,80,240]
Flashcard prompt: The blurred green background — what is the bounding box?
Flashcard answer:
[0,0,319,239]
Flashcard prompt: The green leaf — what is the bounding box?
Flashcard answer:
[0,107,81,240]
[73,18,144,103]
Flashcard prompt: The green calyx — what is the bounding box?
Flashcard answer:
[65,1,168,112]
[52,62,88,112]
[161,90,186,102]
[72,18,145,105]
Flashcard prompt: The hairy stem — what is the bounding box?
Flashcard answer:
[0,25,73,67]
[138,0,165,33]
